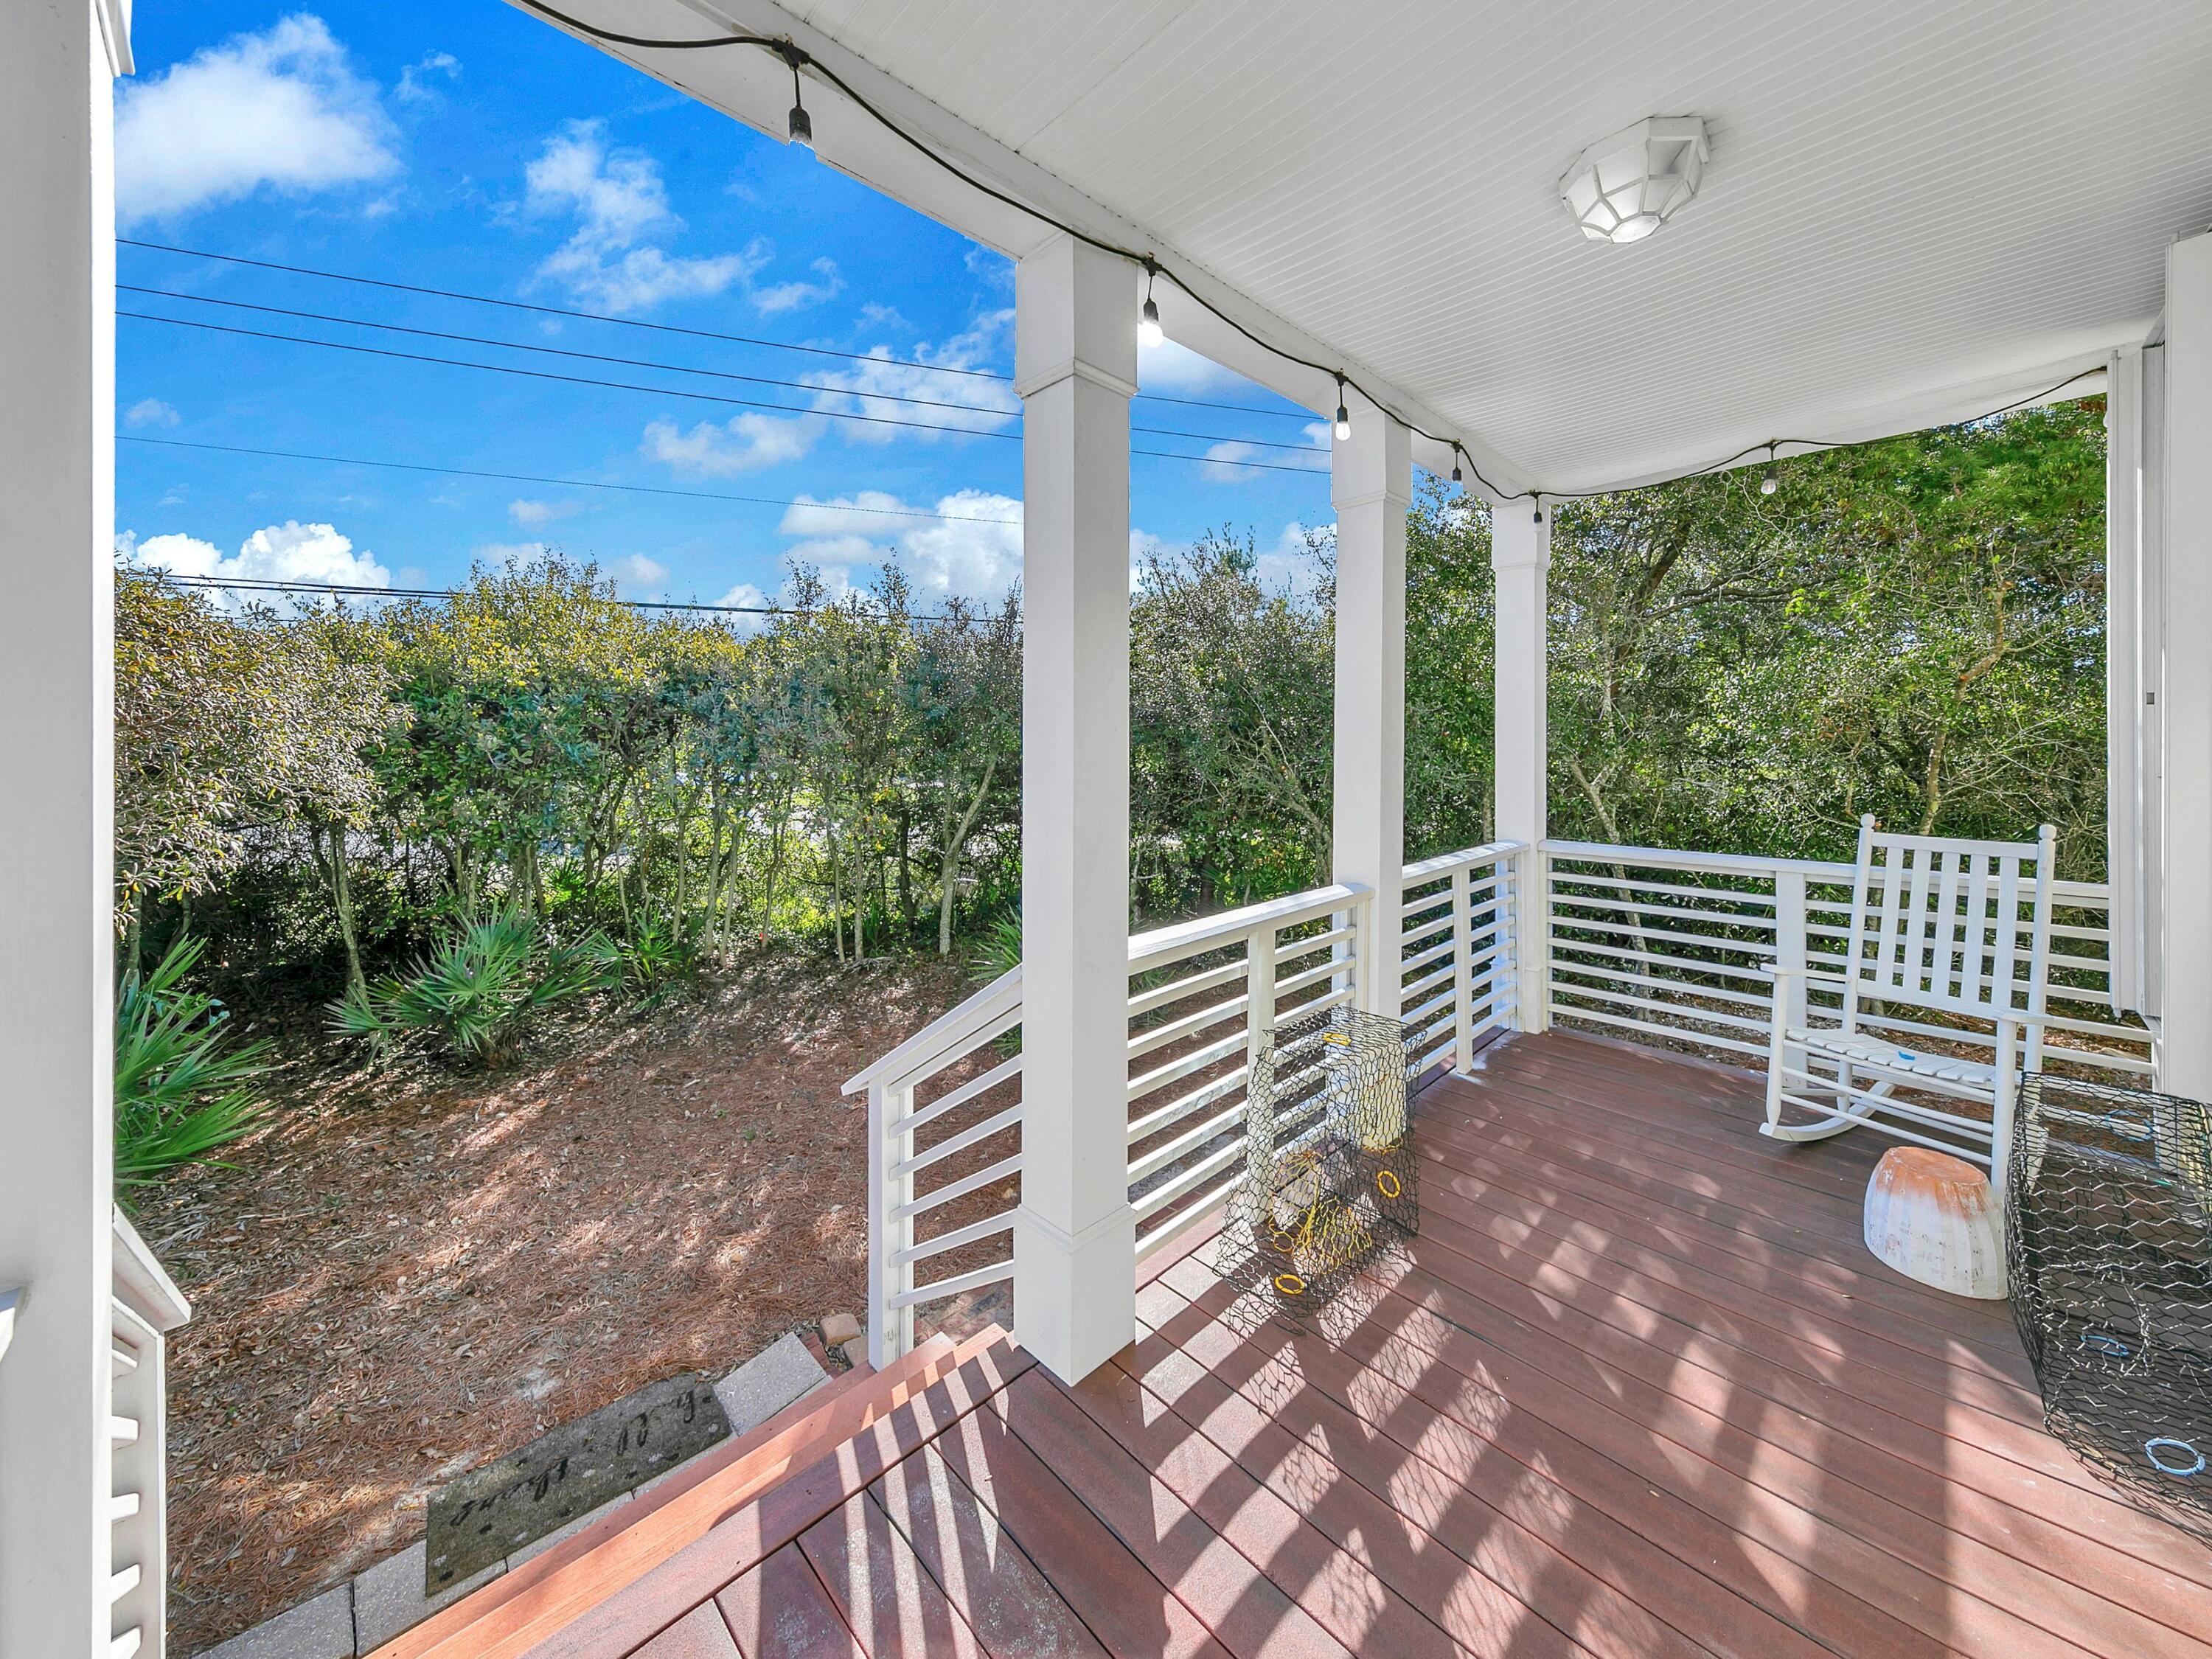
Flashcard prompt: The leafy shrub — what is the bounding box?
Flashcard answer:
[333,910,611,1063]
[588,911,699,1006]
[115,935,270,1187]
[970,908,1022,987]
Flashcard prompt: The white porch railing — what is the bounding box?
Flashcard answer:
[844,844,1527,1367]
[847,835,2142,1367]
[1543,841,2151,1093]
[109,1211,189,1659]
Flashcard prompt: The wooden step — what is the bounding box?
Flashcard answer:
[371,1332,977,1659]
[515,1325,1032,1659]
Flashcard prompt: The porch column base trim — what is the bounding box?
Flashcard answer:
[1012,1202,1137,1383]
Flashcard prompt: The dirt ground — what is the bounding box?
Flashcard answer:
[136,950,975,1658]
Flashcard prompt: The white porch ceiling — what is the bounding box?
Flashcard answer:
[555,0,2212,493]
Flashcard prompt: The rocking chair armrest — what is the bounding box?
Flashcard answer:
[1757,961,1799,979]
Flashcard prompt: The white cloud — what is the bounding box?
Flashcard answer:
[712,580,776,635]
[857,302,907,331]
[772,490,1023,605]
[752,257,844,316]
[1199,440,1266,483]
[804,310,1018,445]
[525,121,760,313]
[642,411,822,476]
[1256,520,1330,600]
[125,398,180,429]
[1138,338,1240,395]
[115,15,400,226]
[964,245,1013,289]
[125,519,390,611]
[507,497,580,527]
[610,553,669,598]
[395,50,459,103]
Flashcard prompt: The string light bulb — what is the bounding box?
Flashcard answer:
[1533,499,1545,524]
[1332,375,1352,442]
[1760,444,1778,495]
[785,53,814,150]
[1137,263,1164,349]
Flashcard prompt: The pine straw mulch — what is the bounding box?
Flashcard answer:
[136,949,978,1658]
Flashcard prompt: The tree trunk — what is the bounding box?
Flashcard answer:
[935,756,997,956]
[122,889,145,982]
[311,823,369,1001]
[897,806,914,942]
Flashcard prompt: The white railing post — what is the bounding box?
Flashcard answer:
[1247,925,1279,1082]
[1451,866,1475,1071]
[1775,869,1809,1079]
[1510,844,1552,1033]
[867,1079,916,1368]
[108,1214,186,1659]
[1349,892,1370,1009]
[108,1298,166,1659]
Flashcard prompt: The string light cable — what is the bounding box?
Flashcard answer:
[508,0,2115,507]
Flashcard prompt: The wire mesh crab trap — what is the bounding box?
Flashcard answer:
[1214,1005,1420,1332]
[2008,1072,2212,1543]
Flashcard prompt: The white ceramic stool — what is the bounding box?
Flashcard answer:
[1863,1146,2007,1298]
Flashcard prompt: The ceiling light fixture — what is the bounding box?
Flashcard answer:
[1559,116,1708,245]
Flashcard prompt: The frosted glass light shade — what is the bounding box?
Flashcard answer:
[1559,116,1709,244]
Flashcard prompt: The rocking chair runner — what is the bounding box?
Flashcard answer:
[1762,815,2057,1194]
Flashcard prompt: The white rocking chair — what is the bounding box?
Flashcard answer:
[1762,815,2056,1195]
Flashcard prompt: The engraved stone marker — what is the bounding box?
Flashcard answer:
[425,1371,731,1587]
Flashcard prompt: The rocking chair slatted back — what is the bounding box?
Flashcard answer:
[1841,816,2057,1035]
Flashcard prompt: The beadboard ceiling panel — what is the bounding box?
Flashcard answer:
[606,0,2212,490]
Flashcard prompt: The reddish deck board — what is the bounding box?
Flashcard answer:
[509,1032,2212,1659]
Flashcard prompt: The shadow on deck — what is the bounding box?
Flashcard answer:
[501,1032,2212,1658]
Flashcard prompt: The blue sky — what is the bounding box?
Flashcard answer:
[114,3,1338,614]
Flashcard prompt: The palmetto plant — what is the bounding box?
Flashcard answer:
[333,910,612,1063]
[587,911,699,1006]
[115,934,271,1187]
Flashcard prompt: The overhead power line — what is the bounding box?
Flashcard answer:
[119,239,1320,422]
[120,310,1024,442]
[144,571,975,623]
[117,436,1026,523]
[119,237,1010,380]
[122,285,1326,454]
[122,310,1330,463]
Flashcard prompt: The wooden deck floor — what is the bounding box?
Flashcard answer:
[542,1032,2212,1659]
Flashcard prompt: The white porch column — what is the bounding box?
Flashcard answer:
[1010,234,1138,1384]
[2160,231,2212,1096]
[1331,400,1411,1017]
[1492,502,1551,1032]
[0,3,127,1656]
[2106,347,2147,1016]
